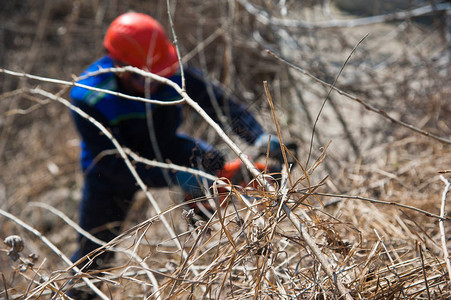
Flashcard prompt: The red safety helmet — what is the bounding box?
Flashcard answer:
[104,12,178,77]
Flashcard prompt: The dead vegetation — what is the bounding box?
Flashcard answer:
[0,0,450,299]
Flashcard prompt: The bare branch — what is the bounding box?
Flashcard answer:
[0,67,185,106]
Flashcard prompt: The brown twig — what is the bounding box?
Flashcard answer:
[1,273,9,300]
[418,246,431,299]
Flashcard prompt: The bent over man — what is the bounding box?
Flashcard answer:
[69,12,279,272]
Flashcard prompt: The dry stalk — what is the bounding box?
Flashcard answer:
[418,246,431,299]
[439,175,451,283]
[165,0,185,89]
[263,81,352,299]
[1,273,9,300]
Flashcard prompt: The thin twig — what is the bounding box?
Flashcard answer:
[419,246,431,299]
[1,273,9,300]
[165,0,185,89]
[439,175,451,283]
[306,33,368,167]
[295,191,449,221]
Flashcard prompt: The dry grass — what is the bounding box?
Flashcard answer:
[1,0,450,299]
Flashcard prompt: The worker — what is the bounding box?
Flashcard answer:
[69,12,281,272]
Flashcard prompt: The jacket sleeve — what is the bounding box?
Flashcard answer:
[184,67,264,144]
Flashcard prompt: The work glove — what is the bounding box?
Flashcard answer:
[254,133,283,161]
